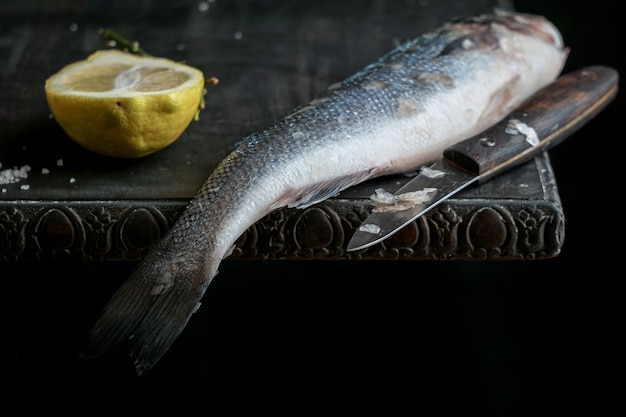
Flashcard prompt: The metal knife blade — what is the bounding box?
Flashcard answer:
[346,65,619,252]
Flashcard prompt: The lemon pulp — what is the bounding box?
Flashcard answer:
[45,49,205,158]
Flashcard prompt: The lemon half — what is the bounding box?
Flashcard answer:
[45,49,205,158]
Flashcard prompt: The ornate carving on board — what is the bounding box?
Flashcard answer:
[1,198,564,262]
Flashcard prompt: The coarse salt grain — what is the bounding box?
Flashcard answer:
[0,165,31,185]
[505,119,539,146]
[370,186,437,213]
[419,165,446,179]
[359,223,381,234]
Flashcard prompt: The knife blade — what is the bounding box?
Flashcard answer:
[346,65,619,252]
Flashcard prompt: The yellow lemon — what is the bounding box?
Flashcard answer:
[45,49,206,158]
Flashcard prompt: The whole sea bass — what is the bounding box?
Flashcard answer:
[86,10,568,374]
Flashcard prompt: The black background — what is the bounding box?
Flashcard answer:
[2,1,622,416]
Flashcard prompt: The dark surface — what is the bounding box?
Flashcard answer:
[0,0,567,263]
[0,0,503,200]
[2,0,622,416]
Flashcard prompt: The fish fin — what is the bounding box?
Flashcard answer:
[83,248,211,376]
[276,169,380,210]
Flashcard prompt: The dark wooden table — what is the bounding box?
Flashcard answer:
[2,1,622,416]
[0,0,564,262]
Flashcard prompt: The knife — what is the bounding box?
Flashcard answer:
[346,65,619,252]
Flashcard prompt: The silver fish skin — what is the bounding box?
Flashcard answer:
[86,10,568,375]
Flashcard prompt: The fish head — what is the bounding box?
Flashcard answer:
[451,11,570,126]
[492,9,567,53]
[491,10,570,80]
[446,10,569,66]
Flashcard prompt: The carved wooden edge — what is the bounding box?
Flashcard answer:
[0,196,564,262]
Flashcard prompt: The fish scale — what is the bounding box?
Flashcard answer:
[85,10,568,375]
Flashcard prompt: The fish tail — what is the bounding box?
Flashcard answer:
[84,251,213,375]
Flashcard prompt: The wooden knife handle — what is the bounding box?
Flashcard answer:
[443,65,619,183]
